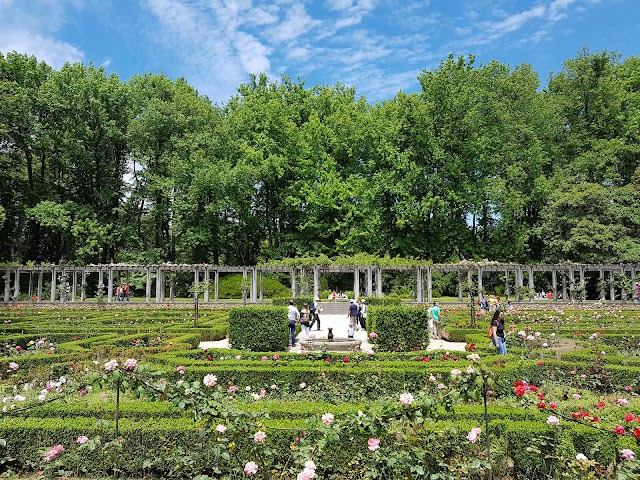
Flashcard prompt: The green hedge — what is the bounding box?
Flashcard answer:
[228,306,288,351]
[368,306,430,351]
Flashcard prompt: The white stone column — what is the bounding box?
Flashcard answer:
[551,270,557,301]
[427,268,433,304]
[366,267,373,297]
[529,267,535,302]
[50,268,56,303]
[37,271,43,302]
[72,270,77,302]
[214,270,219,303]
[145,267,152,303]
[13,268,20,300]
[204,268,210,303]
[291,268,297,298]
[376,268,383,297]
[313,267,320,300]
[107,268,114,303]
[156,268,163,303]
[3,269,10,302]
[354,268,360,301]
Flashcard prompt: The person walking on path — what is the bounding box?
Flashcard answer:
[299,303,312,340]
[431,302,442,339]
[310,297,322,330]
[287,300,300,347]
[348,299,359,331]
[491,309,507,355]
[358,299,367,330]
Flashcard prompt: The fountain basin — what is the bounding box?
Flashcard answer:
[299,337,362,352]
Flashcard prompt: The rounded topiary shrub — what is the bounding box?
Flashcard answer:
[228,306,288,351]
[368,305,430,352]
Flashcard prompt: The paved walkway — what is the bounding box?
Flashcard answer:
[199,314,467,353]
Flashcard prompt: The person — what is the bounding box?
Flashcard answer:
[431,302,442,339]
[123,283,130,301]
[348,299,359,331]
[427,303,435,338]
[299,303,312,340]
[115,284,122,301]
[332,290,337,303]
[491,309,507,355]
[287,300,300,347]
[310,297,322,330]
[358,299,367,329]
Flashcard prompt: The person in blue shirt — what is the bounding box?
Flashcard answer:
[431,302,442,339]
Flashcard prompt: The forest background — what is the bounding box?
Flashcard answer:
[1,47,640,269]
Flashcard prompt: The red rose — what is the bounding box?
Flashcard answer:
[633,428,640,439]
[597,401,605,409]
[549,402,558,410]
[325,358,331,363]
[537,402,546,409]
[536,360,544,366]
[590,416,600,423]
[572,412,582,419]
[342,357,350,363]
[625,413,635,422]
[614,425,626,435]
[515,385,526,397]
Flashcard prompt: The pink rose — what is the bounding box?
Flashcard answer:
[176,365,185,374]
[547,415,560,426]
[8,362,18,371]
[367,438,380,451]
[77,436,89,444]
[123,358,137,371]
[229,385,238,392]
[104,359,118,372]
[254,430,267,444]
[244,461,258,476]
[216,424,227,434]
[321,413,335,426]
[203,374,217,387]
[273,354,280,360]
[399,392,414,406]
[621,449,636,460]
[466,427,481,443]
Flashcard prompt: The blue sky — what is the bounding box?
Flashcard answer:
[1,0,638,104]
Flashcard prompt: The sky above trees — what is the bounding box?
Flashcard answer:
[0,0,638,104]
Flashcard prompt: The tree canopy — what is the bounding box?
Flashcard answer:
[1,47,639,266]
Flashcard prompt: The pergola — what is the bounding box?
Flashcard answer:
[1,262,638,304]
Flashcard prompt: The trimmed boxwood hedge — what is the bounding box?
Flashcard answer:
[228,306,288,351]
[368,305,430,351]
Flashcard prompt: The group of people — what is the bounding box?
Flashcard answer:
[347,298,367,337]
[114,283,130,301]
[287,298,322,347]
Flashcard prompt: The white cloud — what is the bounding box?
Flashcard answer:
[489,5,546,35]
[264,3,320,42]
[0,29,83,67]
[234,31,271,74]
[548,0,577,21]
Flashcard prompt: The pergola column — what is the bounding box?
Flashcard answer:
[551,270,557,302]
[632,267,637,302]
[291,268,297,298]
[107,268,114,303]
[477,267,483,295]
[366,267,373,297]
[579,268,585,301]
[313,267,320,300]
[528,267,535,302]
[376,268,383,297]
[13,268,20,300]
[516,267,524,302]
[156,268,163,303]
[458,272,463,302]
[416,267,423,303]
[204,268,210,303]
[80,269,86,302]
[505,271,510,301]
[427,268,433,304]
[251,267,257,302]
[194,268,200,300]
[259,271,264,303]
[169,272,175,302]
[50,268,56,303]
[4,269,11,302]
[214,270,219,303]
[354,268,360,301]
[621,266,627,302]
[28,272,34,301]
[37,270,43,302]
[609,271,615,302]
[72,270,77,302]
[98,268,104,300]
[145,267,152,303]
[599,269,605,300]
[569,268,575,303]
